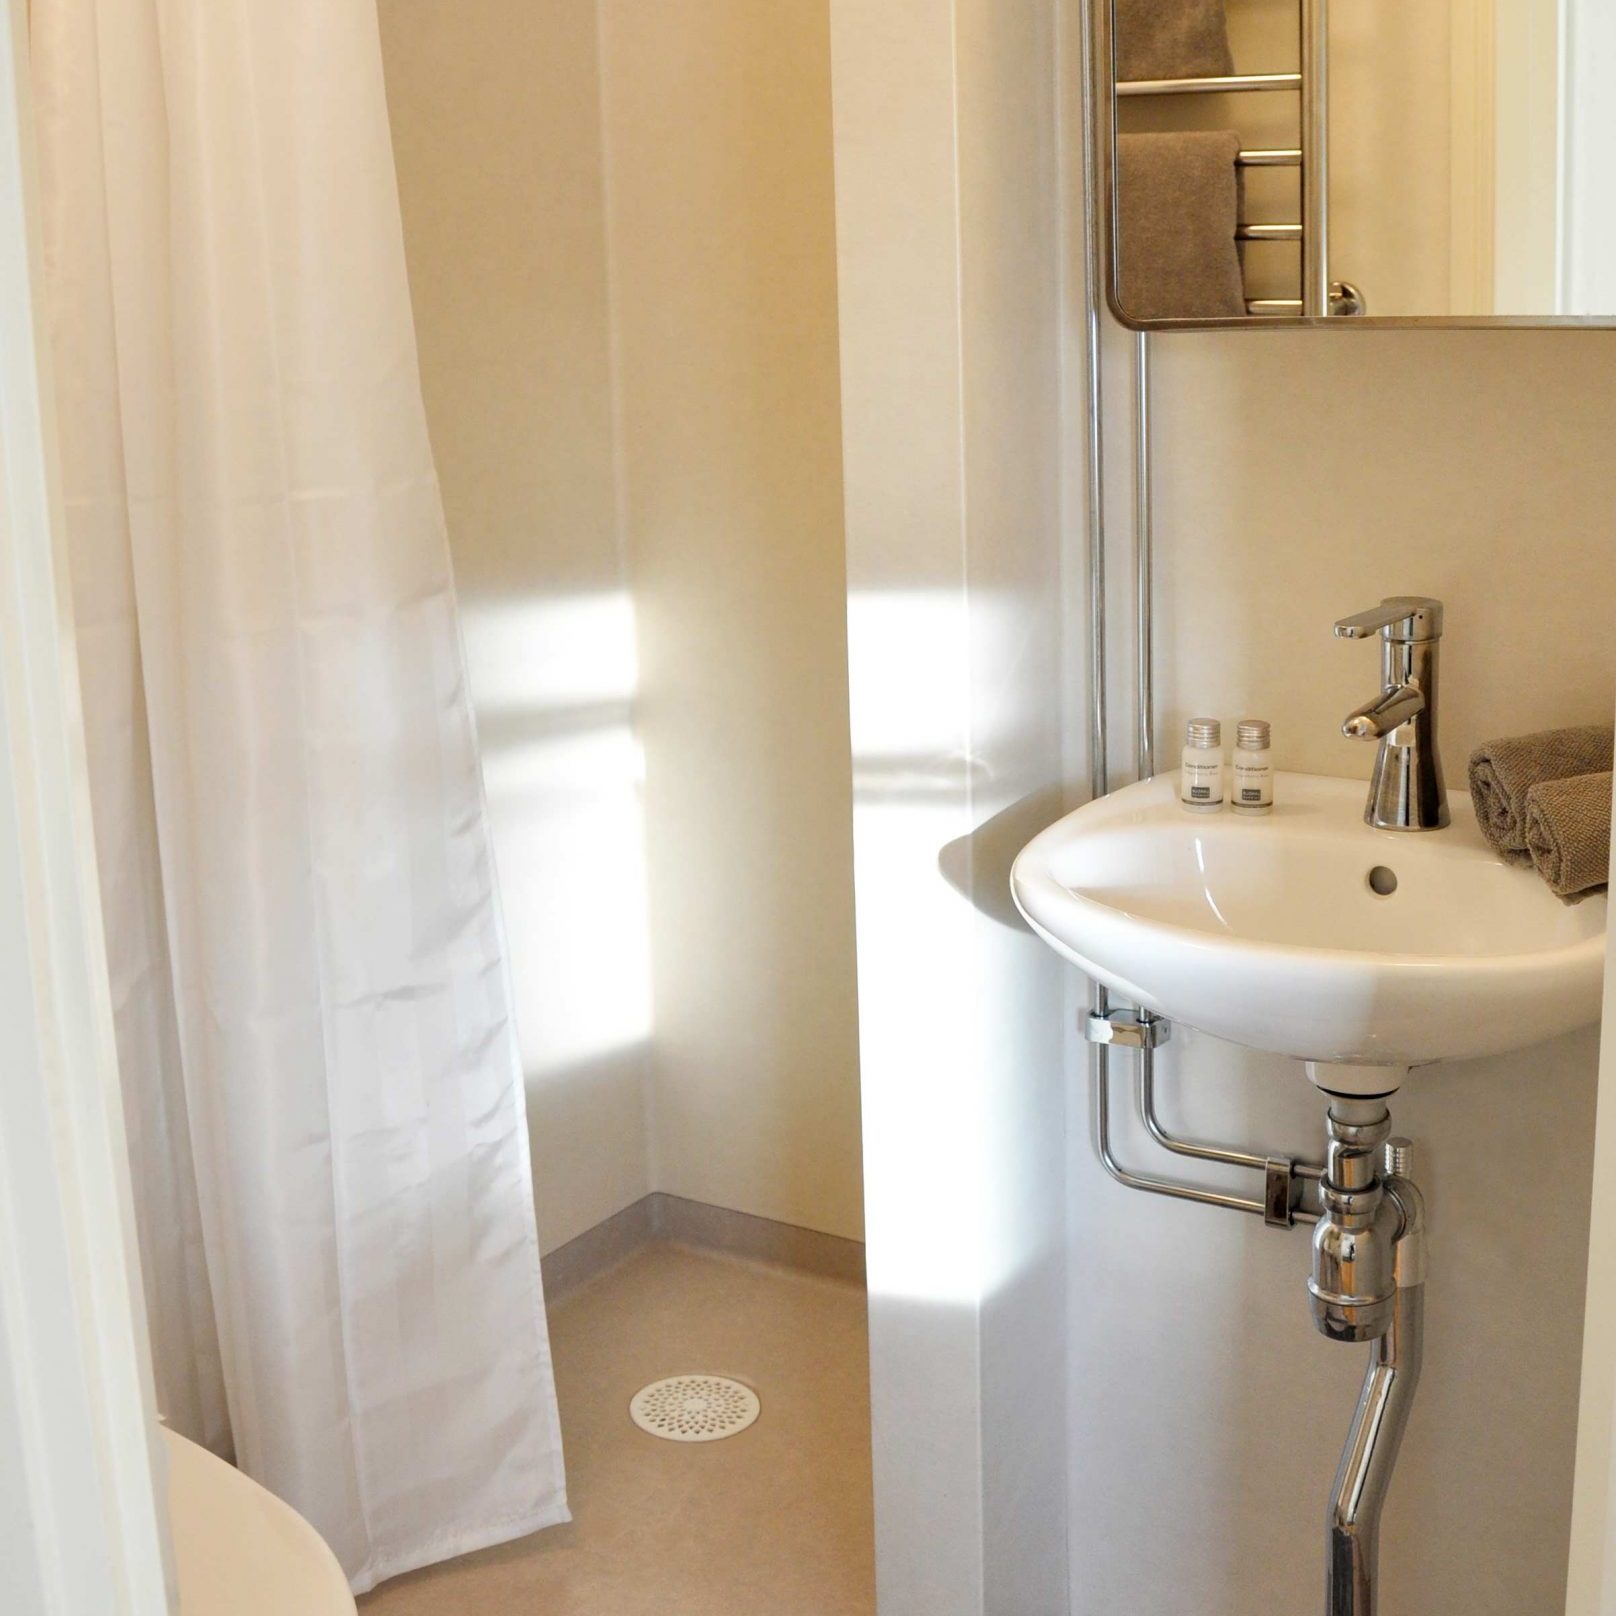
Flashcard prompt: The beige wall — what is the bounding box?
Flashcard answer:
[1150,334,1616,768]
[1072,328,1616,1615]
[597,0,863,1242]
[378,0,862,1250]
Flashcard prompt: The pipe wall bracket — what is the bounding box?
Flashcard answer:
[1086,1008,1172,1049]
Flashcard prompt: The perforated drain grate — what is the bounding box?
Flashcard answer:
[629,1375,761,1443]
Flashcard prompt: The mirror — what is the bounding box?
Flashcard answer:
[1097,0,1616,327]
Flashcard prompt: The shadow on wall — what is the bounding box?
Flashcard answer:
[938,788,1068,933]
[517,1045,651,1253]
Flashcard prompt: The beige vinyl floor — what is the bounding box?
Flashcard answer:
[360,1243,876,1616]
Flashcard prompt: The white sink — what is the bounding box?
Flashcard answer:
[1011,773,1606,1083]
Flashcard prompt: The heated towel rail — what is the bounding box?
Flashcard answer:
[1113,0,1361,317]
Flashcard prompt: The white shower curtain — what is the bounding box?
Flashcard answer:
[30,0,568,1592]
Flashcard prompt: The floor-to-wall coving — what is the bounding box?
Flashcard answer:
[1071,331,1616,1616]
[375,0,863,1257]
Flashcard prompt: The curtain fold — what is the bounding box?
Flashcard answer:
[32,0,568,1591]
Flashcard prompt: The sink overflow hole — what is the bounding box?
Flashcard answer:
[1367,865,1398,897]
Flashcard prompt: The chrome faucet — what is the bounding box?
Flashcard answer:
[1334,597,1449,831]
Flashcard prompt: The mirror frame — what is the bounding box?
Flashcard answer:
[1088,0,1616,331]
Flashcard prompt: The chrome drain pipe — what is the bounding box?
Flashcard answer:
[1309,1101,1400,1342]
[1315,1117,1427,1616]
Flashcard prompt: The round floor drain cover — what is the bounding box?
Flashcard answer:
[629,1375,760,1443]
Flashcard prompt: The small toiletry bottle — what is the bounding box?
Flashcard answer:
[1233,719,1274,815]
[1180,718,1224,812]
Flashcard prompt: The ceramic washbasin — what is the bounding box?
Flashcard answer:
[1010,772,1606,1079]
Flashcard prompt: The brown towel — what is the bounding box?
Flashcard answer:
[1468,725,1614,863]
[1524,772,1611,901]
[1115,0,1234,82]
[1116,132,1246,322]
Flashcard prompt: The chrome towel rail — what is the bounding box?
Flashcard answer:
[1250,285,1366,317]
[1114,0,1346,317]
[1117,71,1301,96]
[1301,0,1331,312]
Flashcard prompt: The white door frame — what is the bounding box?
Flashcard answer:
[1567,779,1616,1610]
[0,0,175,1610]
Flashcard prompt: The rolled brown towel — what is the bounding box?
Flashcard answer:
[1468,725,1614,863]
[1115,0,1234,82]
[1524,771,1612,901]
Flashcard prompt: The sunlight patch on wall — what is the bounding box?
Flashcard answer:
[463,589,639,716]
[846,589,973,774]
[461,590,652,1069]
[846,587,996,1307]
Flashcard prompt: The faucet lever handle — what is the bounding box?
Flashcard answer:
[1333,596,1444,642]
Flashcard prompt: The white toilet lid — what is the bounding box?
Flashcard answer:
[163,1430,356,1616]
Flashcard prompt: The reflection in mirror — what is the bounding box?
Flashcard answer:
[1102,0,1616,325]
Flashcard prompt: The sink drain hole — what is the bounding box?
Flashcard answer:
[1367,866,1398,897]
